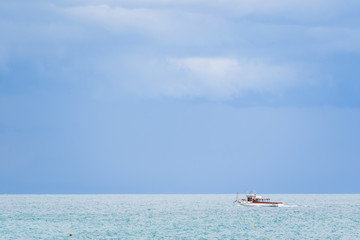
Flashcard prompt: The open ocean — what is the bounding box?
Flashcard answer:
[0,194,359,239]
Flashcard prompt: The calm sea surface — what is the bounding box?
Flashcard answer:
[0,194,359,239]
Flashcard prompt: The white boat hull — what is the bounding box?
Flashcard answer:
[236,201,283,207]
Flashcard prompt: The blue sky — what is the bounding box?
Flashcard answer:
[0,0,360,193]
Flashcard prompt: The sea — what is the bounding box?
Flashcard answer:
[0,194,359,239]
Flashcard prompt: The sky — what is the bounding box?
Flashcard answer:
[0,0,360,194]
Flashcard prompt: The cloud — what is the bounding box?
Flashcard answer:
[64,4,226,45]
[1,0,360,103]
[64,0,347,23]
[66,5,165,34]
[123,57,298,99]
[62,2,360,53]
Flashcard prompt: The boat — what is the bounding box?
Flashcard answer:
[234,192,283,207]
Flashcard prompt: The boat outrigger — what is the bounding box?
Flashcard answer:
[234,192,283,207]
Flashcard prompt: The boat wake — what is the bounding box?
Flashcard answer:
[281,204,298,208]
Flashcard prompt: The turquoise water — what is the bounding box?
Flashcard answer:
[0,194,359,239]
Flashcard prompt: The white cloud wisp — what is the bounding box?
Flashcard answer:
[126,57,298,99]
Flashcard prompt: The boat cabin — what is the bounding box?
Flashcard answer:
[246,193,271,202]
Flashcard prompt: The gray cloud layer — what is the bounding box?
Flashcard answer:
[1,0,360,102]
